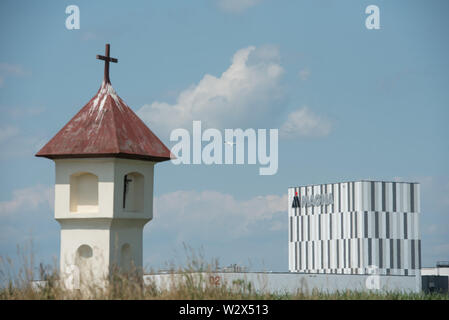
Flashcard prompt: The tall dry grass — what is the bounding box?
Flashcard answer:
[0,243,448,300]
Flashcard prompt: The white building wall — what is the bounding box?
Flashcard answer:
[421,267,449,276]
[144,272,420,294]
[54,158,155,286]
[55,159,115,219]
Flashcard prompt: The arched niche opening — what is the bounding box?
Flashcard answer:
[123,172,144,212]
[120,243,133,272]
[75,244,93,285]
[70,172,99,213]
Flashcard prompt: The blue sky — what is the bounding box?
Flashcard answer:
[0,0,448,274]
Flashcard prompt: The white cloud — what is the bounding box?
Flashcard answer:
[299,68,311,81]
[0,129,46,159]
[138,46,284,137]
[395,176,449,212]
[431,243,449,256]
[0,126,19,143]
[217,0,262,13]
[420,176,449,207]
[0,63,27,76]
[8,106,46,118]
[150,190,287,241]
[0,63,28,87]
[280,107,332,138]
[0,185,56,258]
[81,31,97,41]
[0,185,53,217]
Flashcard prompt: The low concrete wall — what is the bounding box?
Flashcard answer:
[143,272,421,294]
[421,267,449,276]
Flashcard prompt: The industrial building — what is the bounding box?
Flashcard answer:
[421,261,449,293]
[145,180,424,294]
[288,181,421,278]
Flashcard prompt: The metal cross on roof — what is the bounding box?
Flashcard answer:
[96,43,118,84]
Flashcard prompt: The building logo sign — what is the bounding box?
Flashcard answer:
[292,191,334,208]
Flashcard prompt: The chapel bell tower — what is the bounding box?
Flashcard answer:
[35,44,172,287]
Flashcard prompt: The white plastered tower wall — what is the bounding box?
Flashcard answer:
[55,158,154,287]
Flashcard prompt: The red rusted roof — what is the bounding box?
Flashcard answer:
[36,81,172,162]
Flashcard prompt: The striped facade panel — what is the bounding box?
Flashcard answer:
[288,181,421,276]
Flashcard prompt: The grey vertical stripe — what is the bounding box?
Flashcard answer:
[379,239,383,268]
[341,212,344,239]
[411,184,415,212]
[327,240,331,269]
[390,239,394,269]
[357,238,361,268]
[371,181,375,211]
[385,212,390,239]
[393,182,397,212]
[336,240,340,269]
[299,243,302,270]
[364,211,368,237]
[368,238,372,266]
[325,184,328,214]
[321,240,324,270]
[404,212,408,239]
[411,240,415,269]
[382,182,386,211]
[375,211,379,238]
[397,239,401,269]
[418,240,422,269]
[355,213,358,238]
[329,213,332,240]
